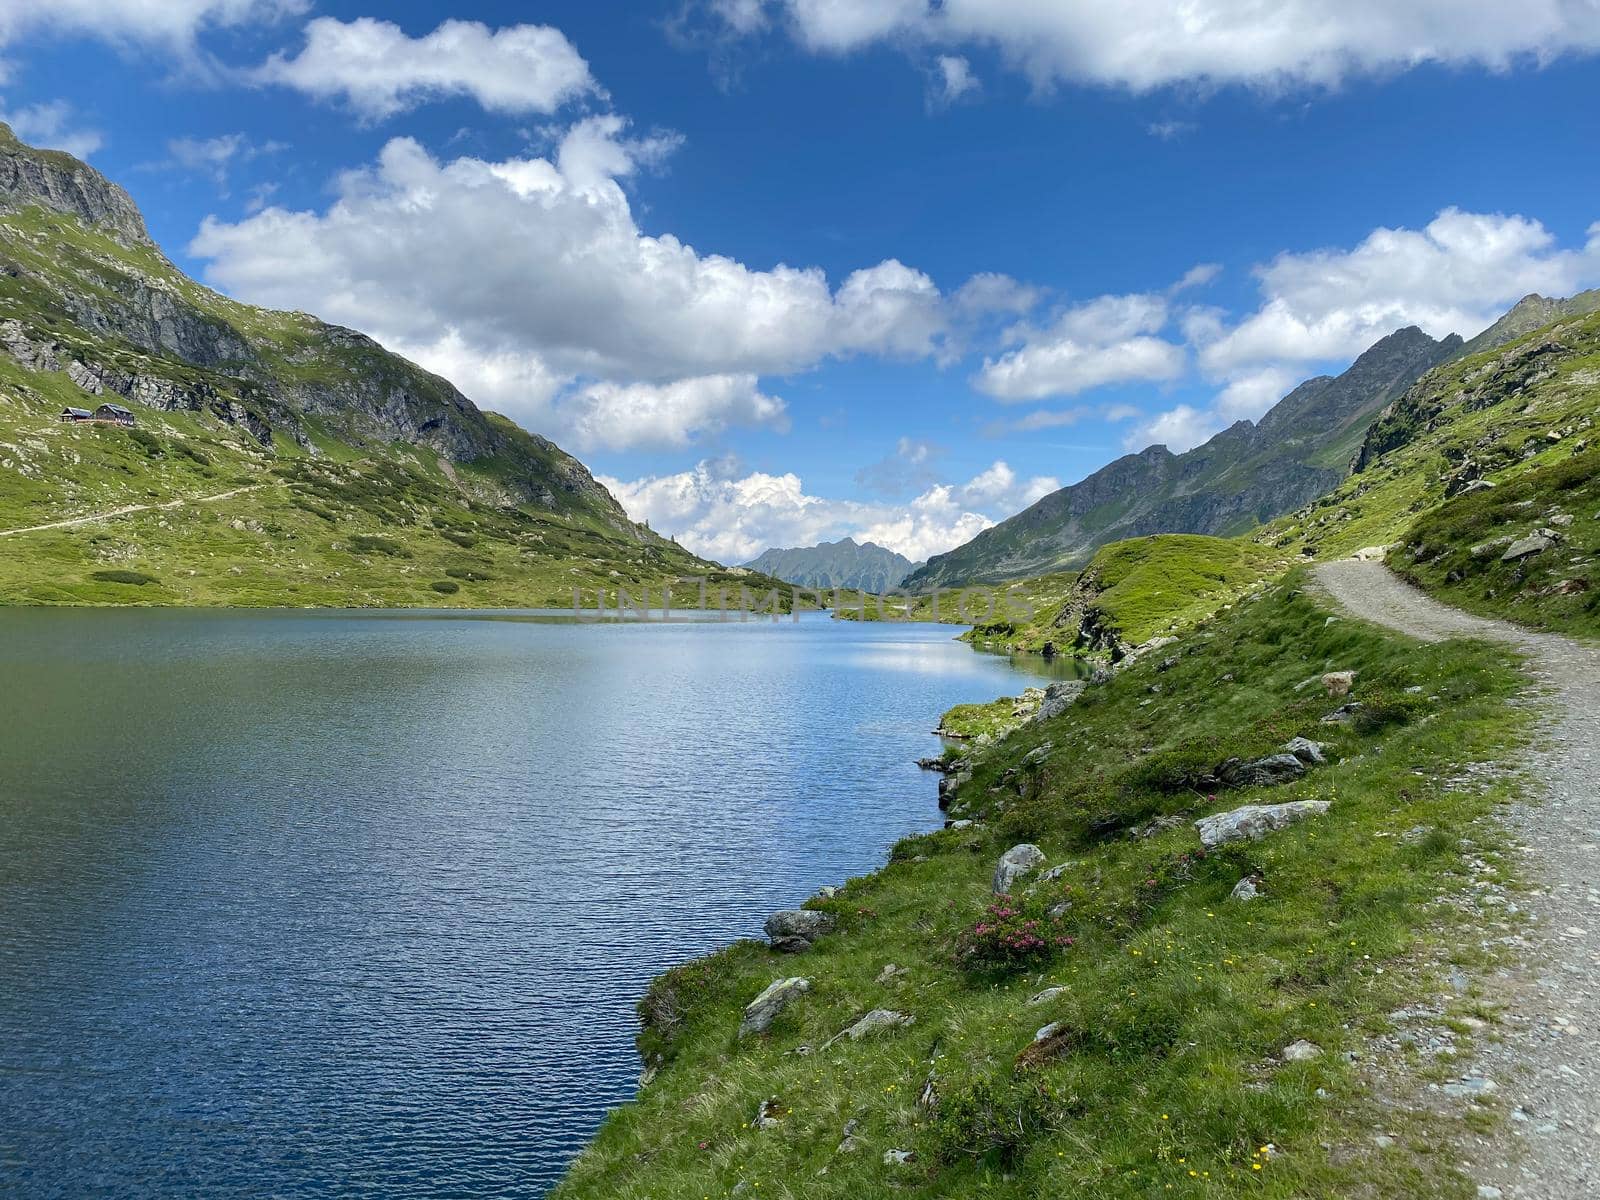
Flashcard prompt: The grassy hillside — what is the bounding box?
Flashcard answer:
[0,375,772,608]
[556,577,1528,1200]
[1262,309,1598,560]
[1390,445,1599,638]
[963,535,1287,655]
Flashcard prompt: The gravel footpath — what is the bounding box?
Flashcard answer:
[1315,559,1600,1200]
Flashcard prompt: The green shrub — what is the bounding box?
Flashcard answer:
[348,534,409,557]
[430,580,460,595]
[128,428,163,457]
[930,1075,1056,1166]
[445,566,493,582]
[439,528,478,548]
[90,569,156,586]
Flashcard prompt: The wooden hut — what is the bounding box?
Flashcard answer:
[59,407,92,422]
[92,403,136,427]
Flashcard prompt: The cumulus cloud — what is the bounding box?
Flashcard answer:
[190,118,1018,449]
[0,0,303,51]
[254,17,597,120]
[975,292,1186,401]
[1122,404,1224,455]
[0,99,102,158]
[855,436,945,498]
[707,1,1600,91]
[1197,208,1600,373]
[603,456,1057,564]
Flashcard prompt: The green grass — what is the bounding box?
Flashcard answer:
[1389,444,1600,638]
[1259,308,1600,563]
[0,385,791,608]
[964,536,1287,655]
[555,577,1529,1200]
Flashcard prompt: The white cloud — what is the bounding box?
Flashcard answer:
[565,375,788,451]
[975,292,1186,401]
[713,1,1600,90]
[603,457,1056,564]
[1129,207,1600,457]
[928,54,979,108]
[254,17,597,120]
[1122,404,1223,455]
[190,120,1007,449]
[0,0,303,51]
[1213,365,1298,422]
[0,99,102,158]
[1198,208,1600,374]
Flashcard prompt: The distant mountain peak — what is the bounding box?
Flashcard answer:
[743,539,920,592]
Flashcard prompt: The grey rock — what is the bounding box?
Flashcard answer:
[883,1149,916,1166]
[1471,535,1517,560]
[993,843,1046,893]
[1502,531,1559,561]
[1028,986,1068,1006]
[1283,737,1327,765]
[764,909,835,953]
[841,1009,914,1041]
[1229,876,1262,902]
[1196,801,1331,849]
[739,977,811,1037]
[1032,682,1084,722]
[1216,752,1307,789]
[1282,1039,1324,1063]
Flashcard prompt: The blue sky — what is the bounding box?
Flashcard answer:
[3,1,1599,562]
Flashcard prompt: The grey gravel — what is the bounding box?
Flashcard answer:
[1316,561,1600,1200]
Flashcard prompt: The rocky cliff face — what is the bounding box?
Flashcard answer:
[1453,291,1600,360]
[906,327,1461,588]
[0,124,640,535]
[0,122,149,243]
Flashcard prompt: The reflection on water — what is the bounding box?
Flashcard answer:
[0,609,1056,1199]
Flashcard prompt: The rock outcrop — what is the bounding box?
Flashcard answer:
[763,910,835,953]
[993,843,1046,893]
[1196,801,1331,849]
[739,978,811,1037]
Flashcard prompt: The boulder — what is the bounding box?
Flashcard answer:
[1321,702,1363,725]
[753,1097,785,1129]
[1195,801,1331,849]
[1501,531,1559,561]
[1023,742,1054,766]
[1028,985,1068,1006]
[1216,753,1307,789]
[1283,737,1327,765]
[883,1150,917,1166]
[764,909,835,953]
[739,977,811,1037]
[993,843,1046,893]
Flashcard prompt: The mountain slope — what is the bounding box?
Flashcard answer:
[905,327,1460,588]
[743,537,920,592]
[1453,290,1600,360]
[0,123,773,607]
[1261,303,1600,637]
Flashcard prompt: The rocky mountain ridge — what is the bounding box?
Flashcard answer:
[743,537,921,592]
[906,325,1461,588]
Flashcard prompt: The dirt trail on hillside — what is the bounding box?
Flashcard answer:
[0,485,264,539]
[1315,560,1600,1200]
